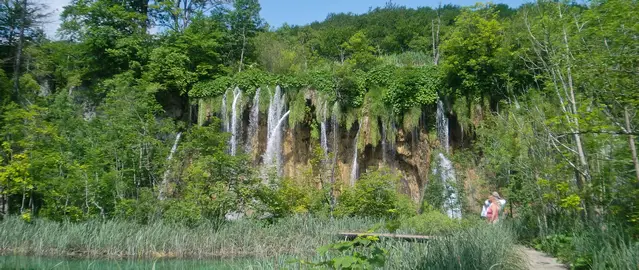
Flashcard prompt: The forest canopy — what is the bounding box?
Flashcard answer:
[0,0,638,252]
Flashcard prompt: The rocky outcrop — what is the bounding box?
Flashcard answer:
[277,118,439,203]
[201,91,451,204]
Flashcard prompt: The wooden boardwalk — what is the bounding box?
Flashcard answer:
[338,232,435,242]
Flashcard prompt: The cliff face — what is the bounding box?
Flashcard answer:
[201,91,446,204]
[274,114,438,203]
[199,90,483,214]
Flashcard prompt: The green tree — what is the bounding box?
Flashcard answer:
[342,31,379,71]
[151,0,227,32]
[0,0,48,103]
[441,4,507,110]
[219,0,264,72]
[60,0,150,80]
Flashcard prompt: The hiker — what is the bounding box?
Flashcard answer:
[486,192,503,224]
[481,191,506,219]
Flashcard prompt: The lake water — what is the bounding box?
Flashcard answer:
[0,255,281,269]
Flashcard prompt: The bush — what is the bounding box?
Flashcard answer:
[163,200,204,226]
[335,168,416,219]
[114,188,160,224]
[255,178,328,218]
[533,224,639,270]
[402,211,463,235]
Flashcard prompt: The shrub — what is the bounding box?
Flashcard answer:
[402,211,462,235]
[335,168,417,219]
[533,224,639,270]
[255,178,328,218]
[114,188,160,224]
[295,235,388,269]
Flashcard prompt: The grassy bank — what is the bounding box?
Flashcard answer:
[530,225,639,269]
[0,216,377,259]
[0,216,528,269]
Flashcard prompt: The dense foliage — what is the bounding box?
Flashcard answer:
[1,0,639,267]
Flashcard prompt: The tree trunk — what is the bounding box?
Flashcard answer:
[624,107,639,183]
[20,187,26,213]
[1,193,8,218]
[12,0,27,102]
[431,13,440,65]
[558,3,591,219]
[238,28,246,72]
[158,132,182,200]
[329,109,338,217]
[85,173,90,213]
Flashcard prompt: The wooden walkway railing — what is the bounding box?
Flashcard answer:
[338,232,435,242]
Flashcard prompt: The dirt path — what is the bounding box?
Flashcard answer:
[519,246,567,270]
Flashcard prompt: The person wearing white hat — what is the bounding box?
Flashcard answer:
[483,191,505,224]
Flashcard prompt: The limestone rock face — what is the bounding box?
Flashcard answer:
[276,119,436,203]
[211,96,445,204]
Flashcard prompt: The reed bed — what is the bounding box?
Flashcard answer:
[0,216,528,269]
[0,216,376,259]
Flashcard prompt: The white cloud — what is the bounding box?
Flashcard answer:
[42,0,70,39]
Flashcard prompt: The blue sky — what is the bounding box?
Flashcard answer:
[44,0,530,37]
[259,0,529,29]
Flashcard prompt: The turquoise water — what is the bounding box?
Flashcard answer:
[0,256,282,269]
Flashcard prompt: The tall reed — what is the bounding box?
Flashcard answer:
[412,224,527,270]
[1,216,528,269]
[0,216,376,259]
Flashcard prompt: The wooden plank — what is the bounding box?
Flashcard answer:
[338,232,435,242]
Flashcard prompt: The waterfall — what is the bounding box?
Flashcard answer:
[263,110,290,175]
[331,102,340,155]
[436,100,449,153]
[168,133,182,160]
[350,124,360,186]
[158,132,182,200]
[435,153,462,219]
[230,87,242,156]
[267,86,286,140]
[221,90,230,132]
[246,88,260,154]
[320,102,329,157]
[381,123,387,163]
[263,86,288,176]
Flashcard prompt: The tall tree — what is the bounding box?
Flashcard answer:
[441,4,507,111]
[0,0,48,103]
[151,0,229,32]
[220,0,264,72]
[518,1,594,216]
[578,0,639,183]
[60,0,150,81]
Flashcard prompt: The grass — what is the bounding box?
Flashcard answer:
[509,216,639,270]
[543,225,639,270]
[0,216,377,259]
[414,224,527,270]
[0,216,529,269]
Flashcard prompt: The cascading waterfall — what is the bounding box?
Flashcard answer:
[434,99,460,218]
[350,124,360,186]
[381,123,388,163]
[264,110,290,175]
[388,122,397,166]
[221,90,230,132]
[436,100,449,153]
[230,87,242,156]
[245,88,260,154]
[158,132,182,200]
[435,153,462,219]
[320,102,329,158]
[331,102,340,156]
[263,86,288,176]
[267,86,286,138]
